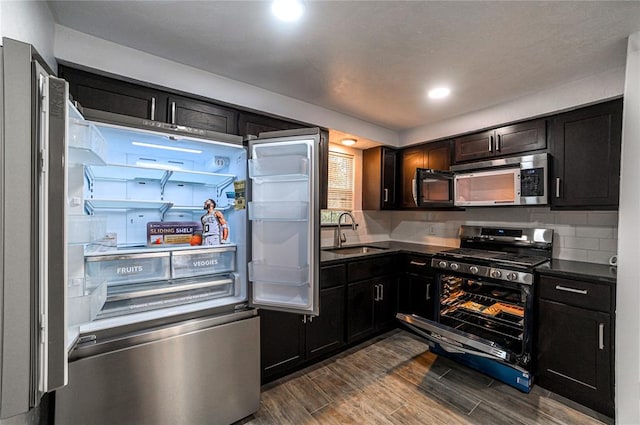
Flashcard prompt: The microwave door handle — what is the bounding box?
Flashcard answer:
[412,174,418,206]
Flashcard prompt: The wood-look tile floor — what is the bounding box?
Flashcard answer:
[238,330,613,425]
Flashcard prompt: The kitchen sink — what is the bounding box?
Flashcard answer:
[323,245,388,255]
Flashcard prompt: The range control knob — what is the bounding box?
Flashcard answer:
[450,263,460,271]
[491,270,502,279]
[506,272,518,281]
[469,266,479,274]
[437,261,447,269]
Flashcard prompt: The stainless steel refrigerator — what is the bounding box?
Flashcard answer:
[0,38,320,425]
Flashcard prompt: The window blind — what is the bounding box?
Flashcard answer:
[327,151,354,210]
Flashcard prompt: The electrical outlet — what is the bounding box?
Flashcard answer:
[427,224,437,235]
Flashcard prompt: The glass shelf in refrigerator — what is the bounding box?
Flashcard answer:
[85,164,236,188]
[84,199,174,214]
[248,155,309,181]
[248,201,309,221]
[248,261,309,286]
[170,204,235,213]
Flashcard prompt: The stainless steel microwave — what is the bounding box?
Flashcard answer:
[413,169,454,208]
[451,153,548,206]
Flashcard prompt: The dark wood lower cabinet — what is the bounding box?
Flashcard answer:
[306,285,345,360]
[398,274,435,320]
[536,275,615,417]
[347,277,397,343]
[259,308,305,381]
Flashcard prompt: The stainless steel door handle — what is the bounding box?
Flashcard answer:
[496,134,501,151]
[409,261,427,266]
[150,97,156,121]
[555,285,588,295]
[555,178,561,198]
[374,284,379,301]
[170,101,177,124]
[489,135,493,152]
[384,188,388,203]
[380,284,384,300]
[598,323,604,350]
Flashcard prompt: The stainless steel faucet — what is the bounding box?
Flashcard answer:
[335,212,357,248]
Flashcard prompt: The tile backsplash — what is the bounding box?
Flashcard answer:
[322,208,618,265]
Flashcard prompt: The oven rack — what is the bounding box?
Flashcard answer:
[441,309,524,342]
[440,293,525,328]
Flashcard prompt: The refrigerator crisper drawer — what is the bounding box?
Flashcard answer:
[85,252,171,285]
[171,247,236,278]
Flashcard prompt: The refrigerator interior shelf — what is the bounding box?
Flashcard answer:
[68,278,108,326]
[248,155,309,180]
[248,201,309,221]
[84,242,237,257]
[85,164,235,189]
[171,204,234,213]
[84,199,174,214]
[248,261,309,286]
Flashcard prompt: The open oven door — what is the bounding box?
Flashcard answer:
[397,313,533,392]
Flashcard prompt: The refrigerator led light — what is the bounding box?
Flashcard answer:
[132,141,202,154]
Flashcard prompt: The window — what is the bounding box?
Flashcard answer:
[321,150,354,225]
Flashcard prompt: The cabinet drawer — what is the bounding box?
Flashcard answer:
[347,256,394,282]
[320,264,347,289]
[538,276,612,312]
[404,255,432,275]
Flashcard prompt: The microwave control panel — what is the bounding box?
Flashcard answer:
[520,168,545,197]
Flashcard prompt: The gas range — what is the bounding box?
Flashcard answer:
[432,226,554,285]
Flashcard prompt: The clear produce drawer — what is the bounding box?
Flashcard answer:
[85,252,171,286]
[171,247,236,278]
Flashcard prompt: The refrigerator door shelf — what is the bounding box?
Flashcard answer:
[68,103,107,166]
[68,278,107,326]
[248,261,309,286]
[248,201,309,221]
[248,155,309,180]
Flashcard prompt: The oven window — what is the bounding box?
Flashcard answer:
[438,274,526,355]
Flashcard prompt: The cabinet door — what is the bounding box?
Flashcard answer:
[347,280,376,343]
[375,278,398,330]
[551,99,622,209]
[237,112,302,138]
[536,299,613,416]
[59,65,166,121]
[167,96,238,134]
[363,147,397,210]
[425,140,451,171]
[399,146,425,208]
[495,119,546,157]
[259,309,305,382]
[454,130,495,163]
[306,285,345,361]
[410,275,435,320]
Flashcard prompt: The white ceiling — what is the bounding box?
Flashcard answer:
[49,1,640,137]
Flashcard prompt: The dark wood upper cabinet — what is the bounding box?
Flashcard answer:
[59,65,166,121]
[167,96,238,134]
[550,99,622,210]
[362,146,397,210]
[399,140,451,208]
[237,112,303,138]
[454,119,546,163]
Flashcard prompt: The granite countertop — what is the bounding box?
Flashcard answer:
[535,259,617,285]
[321,241,617,285]
[320,241,450,264]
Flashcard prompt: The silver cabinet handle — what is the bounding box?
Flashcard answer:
[380,284,384,300]
[598,323,604,350]
[496,134,501,151]
[170,101,176,124]
[426,283,431,301]
[489,135,493,152]
[302,315,306,324]
[384,188,388,203]
[374,284,379,301]
[555,178,561,198]
[409,261,427,266]
[150,97,156,121]
[555,285,588,295]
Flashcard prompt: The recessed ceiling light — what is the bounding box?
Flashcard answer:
[428,87,451,100]
[271,0,304,22]
[341,138,357,146]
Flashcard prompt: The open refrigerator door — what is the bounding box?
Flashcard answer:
[248,129,320,316]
